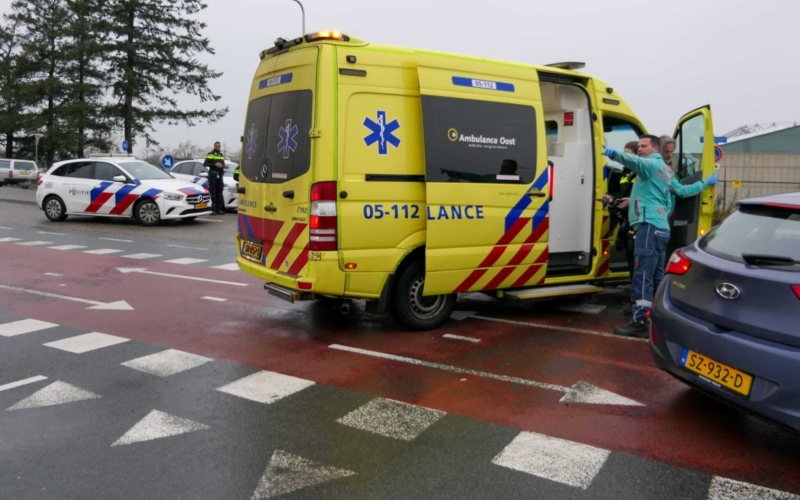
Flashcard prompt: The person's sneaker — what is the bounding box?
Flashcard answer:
[614,321,647,338]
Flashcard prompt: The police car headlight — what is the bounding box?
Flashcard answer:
[161,192,184,201]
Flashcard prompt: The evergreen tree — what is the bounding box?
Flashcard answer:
[103,0,226,155]
[0,18,29,158]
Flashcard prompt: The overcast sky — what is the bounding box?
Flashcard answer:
[2,0,798,154]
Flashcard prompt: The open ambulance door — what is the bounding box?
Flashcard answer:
[668,105,717,253]
[416,53,550,296]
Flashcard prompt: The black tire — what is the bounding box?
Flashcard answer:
[135,199,161,226]
[43,196,68,222]
[389,258,456,331]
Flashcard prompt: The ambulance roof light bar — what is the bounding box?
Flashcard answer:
[304,31,349,42]
[262,31,350,59]
[546,62,586,71]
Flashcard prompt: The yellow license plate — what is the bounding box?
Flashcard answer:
[196,203,208,209]
[242,241,263,262]
[681,349,753,396]
[21,172,31,176]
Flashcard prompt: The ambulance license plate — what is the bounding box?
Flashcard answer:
[196,203,208,209]
[242,241,263,262]
[680,348,753,397]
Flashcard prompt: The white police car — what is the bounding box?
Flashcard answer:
[36,157,212,226]
[170,159,239,212]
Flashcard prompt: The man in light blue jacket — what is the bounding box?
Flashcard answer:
[602,135,718,337]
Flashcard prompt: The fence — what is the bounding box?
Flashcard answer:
[716,153,800,211]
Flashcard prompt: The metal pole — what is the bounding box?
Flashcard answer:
[292,0,305,35]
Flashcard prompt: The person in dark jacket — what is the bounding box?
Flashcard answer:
[204,142,227,215]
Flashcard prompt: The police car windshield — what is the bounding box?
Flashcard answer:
[121,161,173,180]
[223,164,238,178]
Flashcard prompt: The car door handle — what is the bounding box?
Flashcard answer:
[282,190,294,199]
[264,206,277,212]
[527,191,547,198]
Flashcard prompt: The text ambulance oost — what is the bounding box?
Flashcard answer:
[235,31,718,330]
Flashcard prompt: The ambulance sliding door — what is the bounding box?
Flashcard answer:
[416,53,550,296]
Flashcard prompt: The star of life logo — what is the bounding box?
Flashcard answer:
[277,119,298,159]
[363,110,401,155]
[246,124,258,160]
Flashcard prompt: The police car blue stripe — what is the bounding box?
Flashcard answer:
[90,182,113,202]
[258,73,293,90]
[452,76,515,92]
[140,188,163,199]
[114,184,137,204]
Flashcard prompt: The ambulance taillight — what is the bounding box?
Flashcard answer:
[310,182,337,251]
[548,162,555,200]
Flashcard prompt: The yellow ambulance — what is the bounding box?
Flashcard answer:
[235,31,716,330]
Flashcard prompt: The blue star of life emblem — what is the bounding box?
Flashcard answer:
[246,123,258,160]
[277,119,299,159]
[363,110,401,155]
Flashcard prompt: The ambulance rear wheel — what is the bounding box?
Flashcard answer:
[390,259,455,331]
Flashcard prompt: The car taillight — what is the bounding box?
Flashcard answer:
[665,249,691,275]
[549,162,554,200]
[793,285,800,301]
[310,181,337,251]
[650,320,658,345]
[8,172,12,178]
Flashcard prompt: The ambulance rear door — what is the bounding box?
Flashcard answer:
[669,105,716,251]
[416,53,550,295]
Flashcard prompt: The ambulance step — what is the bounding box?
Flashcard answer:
[503,284,603,300]
[264,282,309,303]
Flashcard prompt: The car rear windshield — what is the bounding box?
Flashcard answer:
[120,161,173,180]
[14,161,35,171]
[699,204,800,268]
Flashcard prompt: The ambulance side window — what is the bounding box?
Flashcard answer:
[240,95,272,183]
[601,116,642,172]
[675,114,704,179]
[265,90,313,184]
[421,96,537,184]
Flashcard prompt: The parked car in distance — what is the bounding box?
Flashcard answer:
[651,192,800,432]
[0,159,38,188]
[170,159,239,212]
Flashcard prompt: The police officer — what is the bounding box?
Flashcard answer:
[204,142,227,215]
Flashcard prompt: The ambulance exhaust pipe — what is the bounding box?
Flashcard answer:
[337,300,352,316]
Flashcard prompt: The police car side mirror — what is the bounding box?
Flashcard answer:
[112,175,126,183]
[199,172,209,178]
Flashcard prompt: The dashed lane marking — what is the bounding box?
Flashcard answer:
[492,431,611,489]
[0,319,59,337]
[121,349,213,377]
[0,375,48,393]
[167,244,208,251]
[217,370,315,405]
[7,381,101,411]
[252,450,356,500]
[15,241,53,246]
[38,231,66,236]
[0,226,12,230]
[111,410,209,446]
[44,332,130,354]
[707,476,800,500]
[0,237,22,243]
[100,237,133,243]
[337,398,446,441]
[122,253,162,260]
[442,333,481,343]
[202,296,227,302]
[48,245,87,251]
[163,258,209,265]
[84,248,124,255]
[211,263,240,271]
[44,273,62,276]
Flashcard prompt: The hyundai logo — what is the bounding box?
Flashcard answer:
[716,282,741,300]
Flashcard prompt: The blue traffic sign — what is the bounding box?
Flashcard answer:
[714,146,724,163]
[122,140,129,152]
[161,155,175,169]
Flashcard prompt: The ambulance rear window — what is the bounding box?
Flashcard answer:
[240,90,313,184]
[422,96,537,184]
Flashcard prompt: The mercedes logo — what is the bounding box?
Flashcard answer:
[716,282,741,300]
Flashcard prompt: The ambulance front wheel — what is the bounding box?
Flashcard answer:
[390,259,455,331]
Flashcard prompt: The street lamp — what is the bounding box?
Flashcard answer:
[291,0,305,36]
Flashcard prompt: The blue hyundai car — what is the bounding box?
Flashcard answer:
[651,192,800,431]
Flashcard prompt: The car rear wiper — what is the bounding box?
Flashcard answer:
[741,253,797,266]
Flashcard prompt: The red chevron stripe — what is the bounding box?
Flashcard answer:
[498,217,531,245]
[535,247,549,264]
[524,216,549,244]
[110,194,139,215]
[261,219,285,259]
[85,192,113,213]
[598,259,610,276]
[602,239,610,252]
[483,266,516,291]
[479,246,506,268]
[270,223,307,270]
[454,269,488,293]
[510,264,543,288]
[287,243,310,275]
[507,244,534,266]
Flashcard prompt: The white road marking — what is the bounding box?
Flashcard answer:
[443,333,481,343]
[554,303,608,315]
[492,431,610,489]
[122,253,162,260]
[167,244,208,251]
[0,375,48,393]
[117,267,248,287]
[16,241,53,246]
[84,248,124,255]
[48,245,87,251]
[0,285,134,310]
[708,476,800,500]
[0,237,22,243]
[44,273,62,276]
[217,370,314,404]
[7,381,101,411]
[111,410,209,446]
[337,398,445,441]
[0,226,12,230]
[197,218,224,223]
[202,296,227,302]
[44,332,130,354]
[451,311,647,343]
[38,231,66,236]
[0,319,59,337]
[121,349,212,377]
[100,237,133,243]
[163,257,209,265]
[211,263,240,271]
[329,344,643,407]
[252,450,356,500]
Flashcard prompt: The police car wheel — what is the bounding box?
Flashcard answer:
[44,196,68,222]
[390,259,455,331]
[135,200,161,226]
